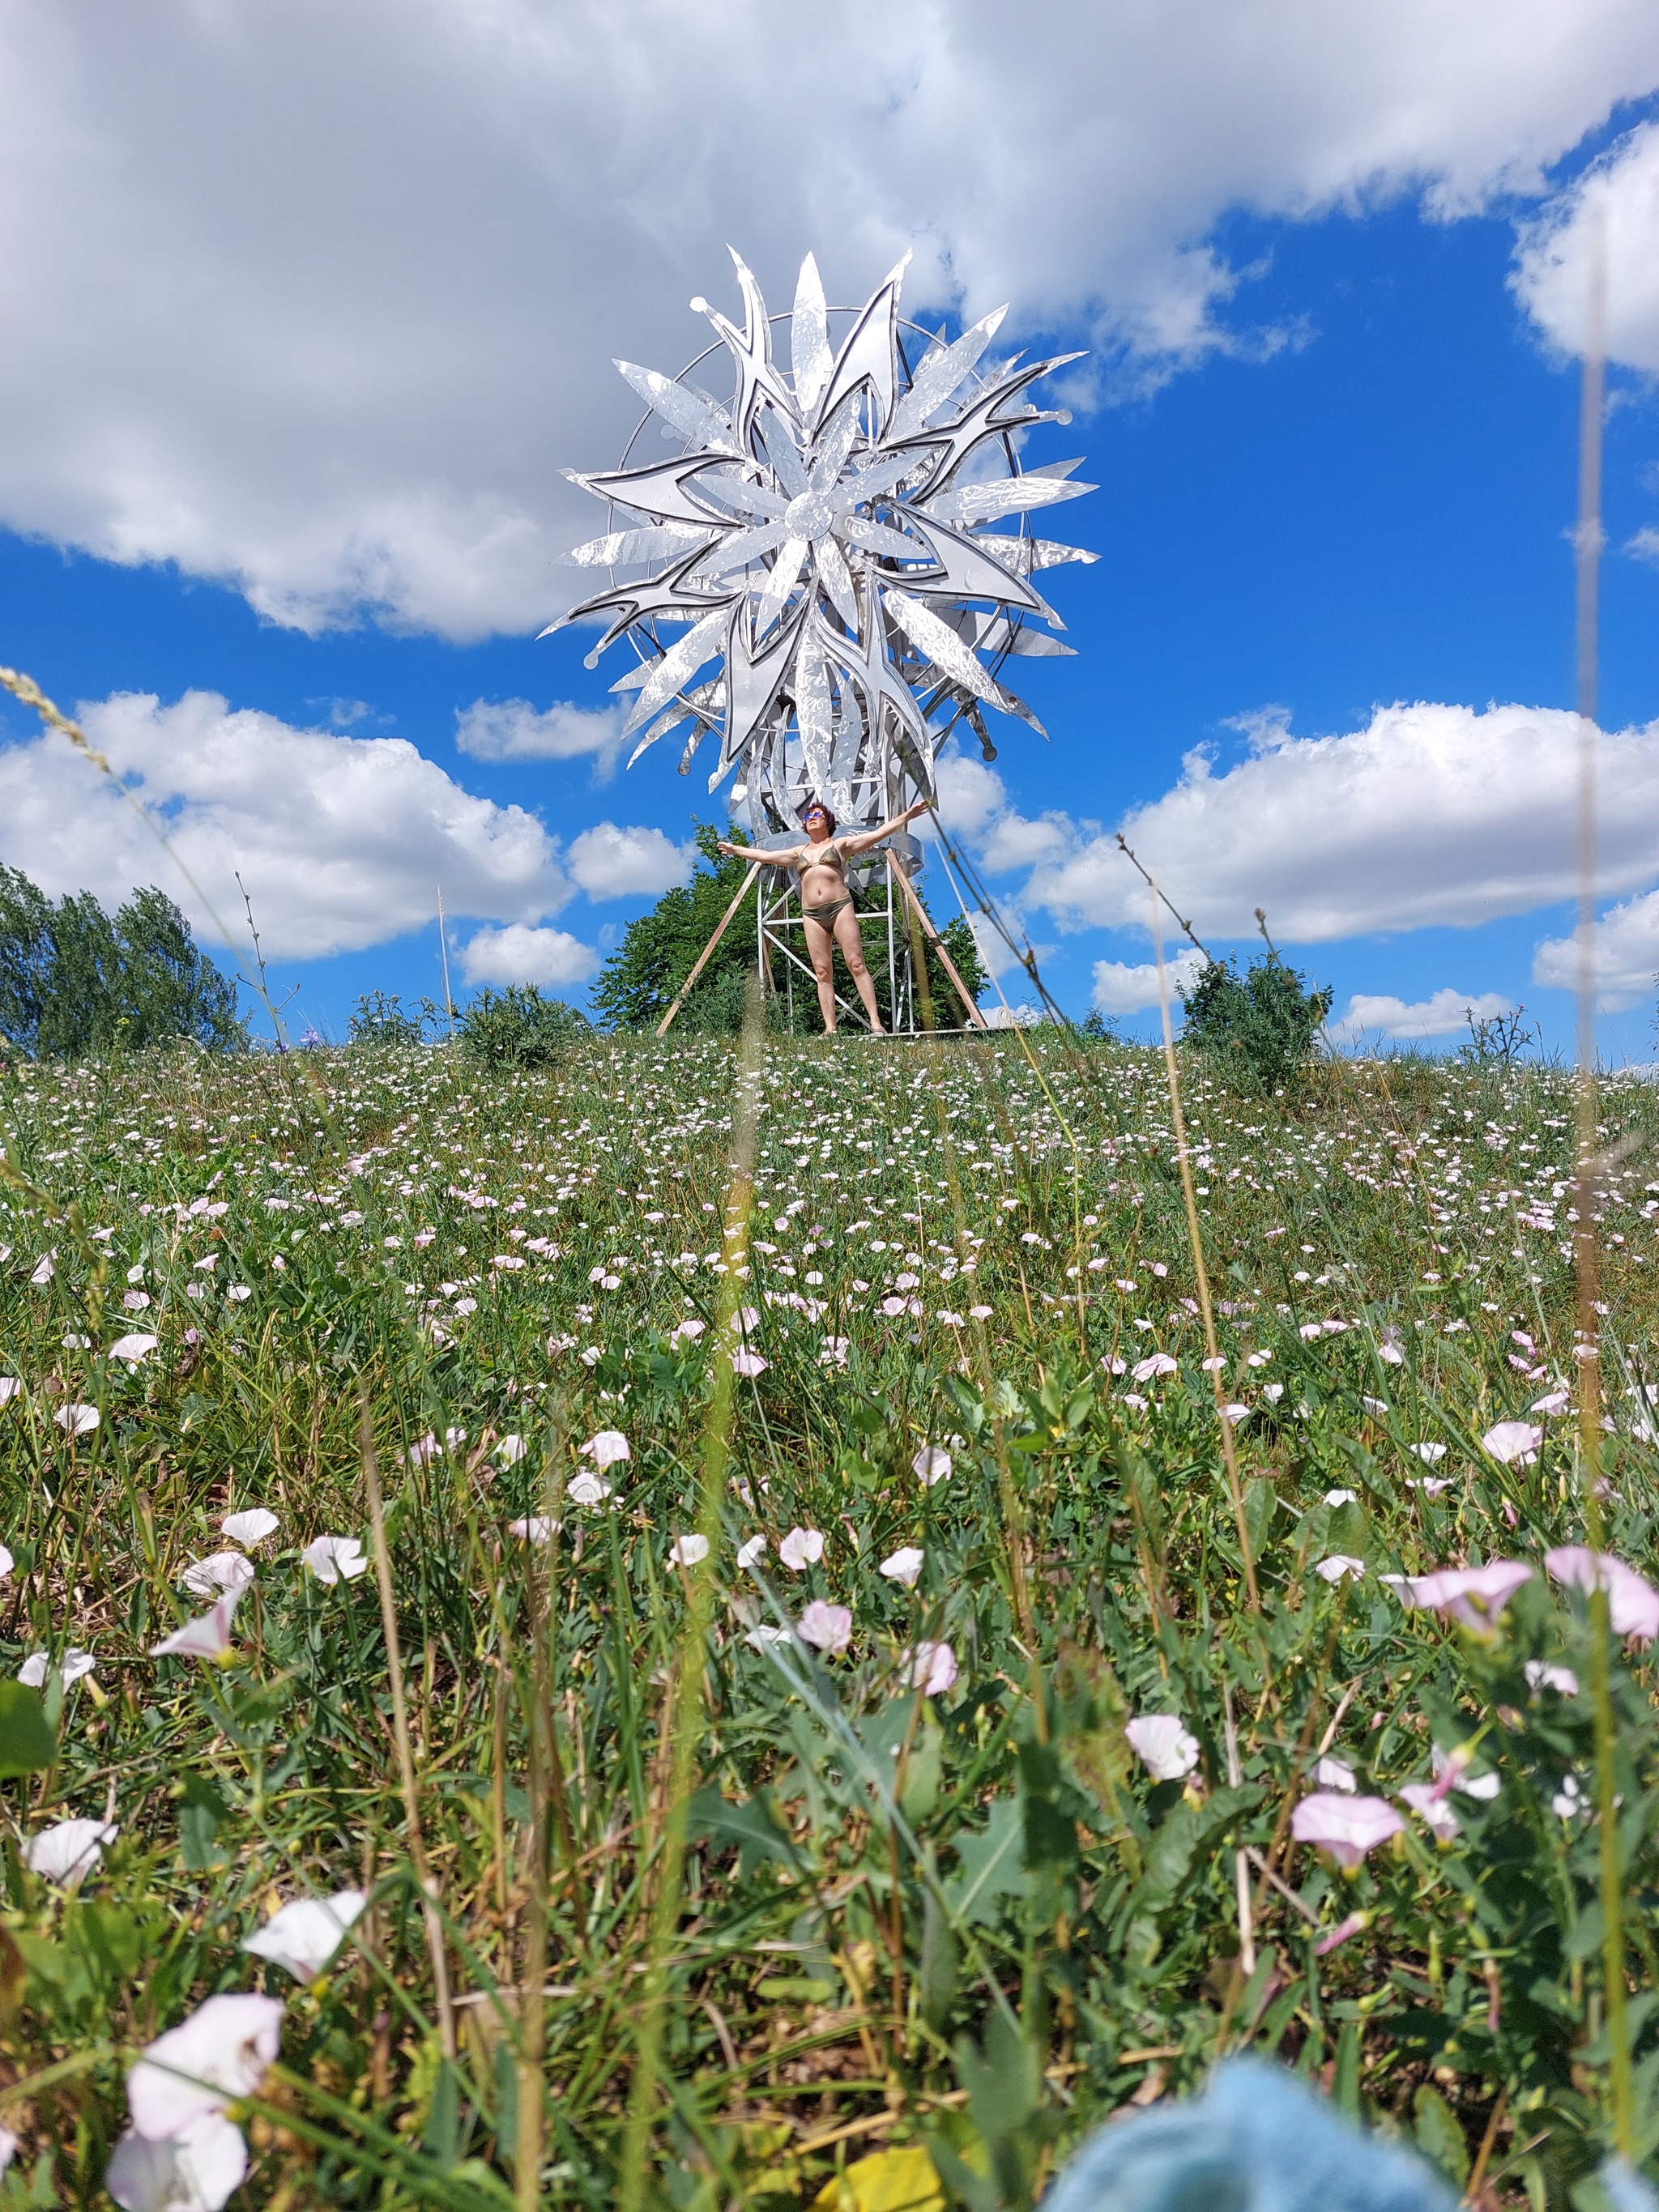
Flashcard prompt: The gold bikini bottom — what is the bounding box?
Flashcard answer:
[801,895,853,928]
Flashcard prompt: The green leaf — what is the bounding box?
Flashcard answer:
[1412,2084,1470,2190]
[687,1785,802,1877]
[945,1797,1030,1927]
[0,1683,55,1777]
[920,1891,960,2032]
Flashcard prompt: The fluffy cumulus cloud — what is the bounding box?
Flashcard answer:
[0,692,573,961]
[1329,987,1516,1043]
[565,822,695,900]
[1017,702,1659,943]
[0,3,1653,636]
[458,923,597,989]
[1513,117,1659,370]
[1091,950,1205,1016]
[454,699,625,769]
[1533,896,1659,1007]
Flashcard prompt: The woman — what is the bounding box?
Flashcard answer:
[718,796,928,1034]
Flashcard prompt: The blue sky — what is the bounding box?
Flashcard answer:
[4,4,1659,1055]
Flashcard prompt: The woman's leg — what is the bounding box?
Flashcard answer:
[833,903,884,1032]
[802,914,838,1031]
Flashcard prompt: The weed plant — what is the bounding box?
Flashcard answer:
[0,1030,1655,2206]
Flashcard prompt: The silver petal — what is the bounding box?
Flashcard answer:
[560,524,714,568]
[842,515,931,563]
[920,474,1094,526]
[696,519,788,578]
[753,537,808,640]
[817,250,910,435]
[757,403,808,499]
[813,535,860,629]
[699,467,788,521]
[881,586,1011,713]
[791,253,833,417]
[613,361,740,456]
[619,608,730,739]
[889,304,1008,441]
[795,637,835,799]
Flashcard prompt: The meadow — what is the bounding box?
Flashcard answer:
[0,1018,1657,2210]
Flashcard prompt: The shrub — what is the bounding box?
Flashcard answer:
[1179,948,1332,1095]
[457,984,588,1066]
[348,991,429,1047]
[0,867,245,1058]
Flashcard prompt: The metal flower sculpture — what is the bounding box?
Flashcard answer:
[548,249,1095,840]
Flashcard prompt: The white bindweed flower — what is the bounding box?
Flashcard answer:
[778,1526,825,1571]
[1316,1756,1357,1792]
[880,1546,924,1588]
[181,1552,255,1601]
[220,1509,279,1547]
[736,1535,767,1570]
[797,1600,852,1655]
[903,1639,957,1695]
[566,1471,613,1507]
[1323,1490,1356,1507]
[151,1588,245,1660]
[127,1991,284,2142]
[1399,1782,1461,1842]
[19,1648,94,1687]
[582,1430,631,1468]
[53,1403,100,1436]
[242,1889,365,1982]
[1482,1420,1542,1465]
[1132,1353,1179,1383]
[0,1379,19,1404]
[494,1434,527,1463]
[668,1317,706,1342]
[1432,1745,1499,1801]
[1411,1442,1448,1463]
[1525,1660,1580,1696]
[109,1332,160,1364]
[302,1536,368,1586]
[508,1515,556,1544]
[23,1818,117,1887]
[912,1444,952,1487]
[1125,1715,1200,1782]
[668,1533,710,1567]
[1316,1556,1365,1583]
[28,1255,53,1285]
[107,2113,248,2212]
[744,1622,795,1652]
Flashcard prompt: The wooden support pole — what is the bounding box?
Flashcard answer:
[655,862,761,1038]
[889,859,988,1029]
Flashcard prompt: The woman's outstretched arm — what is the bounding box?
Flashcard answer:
[835,799,929,859]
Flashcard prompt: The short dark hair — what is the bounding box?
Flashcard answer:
[800,797,836,832]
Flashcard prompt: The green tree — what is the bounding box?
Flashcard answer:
[591,824,985,1034]
[1179,946,1332,1095]
[0,866,245,1058]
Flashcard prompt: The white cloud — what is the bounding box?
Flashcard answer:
[926,755,1009,842]
[1025,701,1659,942]
[455,698,624,769]
[0,690,572,961]
[0,3,1654,634]
[1091,949,1205,1016]
[1330,987,1515,1043]
[1513,118,1659,369]
[565,822,695,901]
[1533,894,1659,1008]
[458,923,597,990]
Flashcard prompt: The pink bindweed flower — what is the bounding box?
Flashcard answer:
[880,1546,925,1588]
[1125,1715,1200,1781]
[779,1527,825,1571]
[1431,1745,1499,1801]
[151,1588,244,1660]
[23,1818,117,1888]
[1290,1792,1404,1869]
[1545,1548,1659,1640]
[127,1990,284,2142]
[1399,1782,1460,1842]
[243,1890,365,1982]
[107,2116,247,2212]
[181,1553,255,1602]
[1132,1353,1178,1383]
[582,1430,631,1468]
[221,1509,279,1547]
[797,1600,852,1655]
[730,1349,768,1377]
[19,1649,94,1687]
[1530,1388,1571,1416]
[1316,1911,1370,1956]
[109,1332,159,1364]
[912,1445,952,1487]
[1316,1756,1357,1792]
[509,1515,555,1544]
[301,1536,368,1586]
[669,1317,706,1342]
[1525,1659,1580,1696]
[1381,1561,1533,1629]
[904,1640,958,1695]
[1481,1421,1542,1465]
